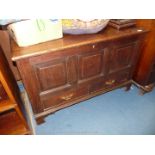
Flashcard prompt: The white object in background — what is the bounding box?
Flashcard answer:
[7,19,63,47]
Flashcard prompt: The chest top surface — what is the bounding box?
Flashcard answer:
[11,26,148,61]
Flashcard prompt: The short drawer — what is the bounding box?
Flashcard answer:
[40,86,89,110]
[0,82,8,102]
[90,69,130,93]
[104,69,130,87]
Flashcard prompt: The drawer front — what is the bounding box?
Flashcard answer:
[40,85,89,110]
[104,69,130,88]
[90,69,130,93]
[0,82,8,102]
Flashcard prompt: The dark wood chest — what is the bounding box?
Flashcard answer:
[11,27,147,122]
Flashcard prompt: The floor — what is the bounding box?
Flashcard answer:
[34,86,155,135]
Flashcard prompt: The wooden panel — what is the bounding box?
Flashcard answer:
[79,53,103,79]
[109,43,136,73]
[35,59,67,91]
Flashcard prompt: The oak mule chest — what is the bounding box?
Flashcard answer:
[11,27,147,123]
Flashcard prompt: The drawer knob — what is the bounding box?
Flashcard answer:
[61,93,74,101]
[105,79,115,85]
[92,45,95,49]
